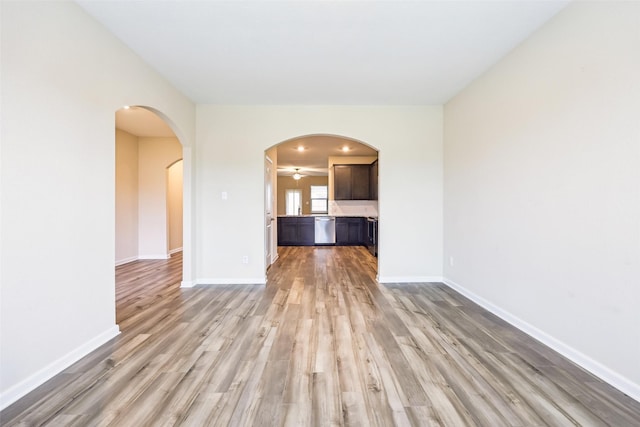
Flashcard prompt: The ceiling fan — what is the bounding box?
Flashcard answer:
[276,166,328,178]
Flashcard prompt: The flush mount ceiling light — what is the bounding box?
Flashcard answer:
[341,146,350,152]
[297,146,305,152]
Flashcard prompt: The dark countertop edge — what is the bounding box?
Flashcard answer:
[277,214,378,218]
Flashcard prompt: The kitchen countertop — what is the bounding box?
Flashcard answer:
[277,214,378,218]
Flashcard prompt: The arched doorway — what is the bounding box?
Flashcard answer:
[167,159,184,258]
[115,106,186,320]
[265,134,379,272]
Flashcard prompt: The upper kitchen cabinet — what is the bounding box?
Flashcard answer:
[370,160,378,200]
[334,164,370,200]
[334,161,378,200]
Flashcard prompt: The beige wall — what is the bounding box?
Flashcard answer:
[195,105,443,284]
[444,1,640,399]
[167,160,183,253]
[277,175,329,215]
[0,1,195,408]
[115,129,139,264]
[115,133,182,262]
[138,137,182,258]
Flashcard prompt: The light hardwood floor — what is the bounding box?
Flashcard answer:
[2,247,639,426]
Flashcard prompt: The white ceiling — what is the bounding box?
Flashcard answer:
[77,0,568,105]
[277,135,377,176]
[115,107,176,137]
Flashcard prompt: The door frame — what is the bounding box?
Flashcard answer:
[265,155,275,271]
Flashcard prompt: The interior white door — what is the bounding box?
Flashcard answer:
[265,155,274,271]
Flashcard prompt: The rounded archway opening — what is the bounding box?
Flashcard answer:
[264,134,380,272]
[114,105,185,323]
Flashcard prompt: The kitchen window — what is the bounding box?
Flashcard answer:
[285,189,302,215]
[310,185,328,213]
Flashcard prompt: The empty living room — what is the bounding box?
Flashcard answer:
[1,1,639,425]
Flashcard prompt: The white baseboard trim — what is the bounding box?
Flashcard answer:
[182,277,268,288]
[115,256,138,266]
[442,277,640,403]
[196,277,267,286]
[377,275,444,284]
[138,254,170,260]
[116,251,181,266]
[0,325,120,411]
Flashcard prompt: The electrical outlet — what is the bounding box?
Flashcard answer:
[242,256,249,264]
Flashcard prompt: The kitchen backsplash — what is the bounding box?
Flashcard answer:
[329,200,378,217]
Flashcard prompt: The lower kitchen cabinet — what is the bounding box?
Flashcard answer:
[298,217,315,245]
[336,217,364,245]
[277,217,314,246]
[278,218,298,244]
[279,216,368,247]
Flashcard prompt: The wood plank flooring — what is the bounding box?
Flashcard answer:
[2,247,640,426]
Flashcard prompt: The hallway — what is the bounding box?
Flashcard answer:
[2,247,639,426]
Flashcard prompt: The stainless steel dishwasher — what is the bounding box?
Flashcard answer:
[314,216,336,245]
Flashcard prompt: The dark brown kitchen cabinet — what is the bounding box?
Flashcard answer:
[334,164,370,200]
[370,160,378,200]
[298,218,315,245]
[336,217,364,245]
[277,217,314,246]
[333,165,352,200]
[278,218,298,245]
